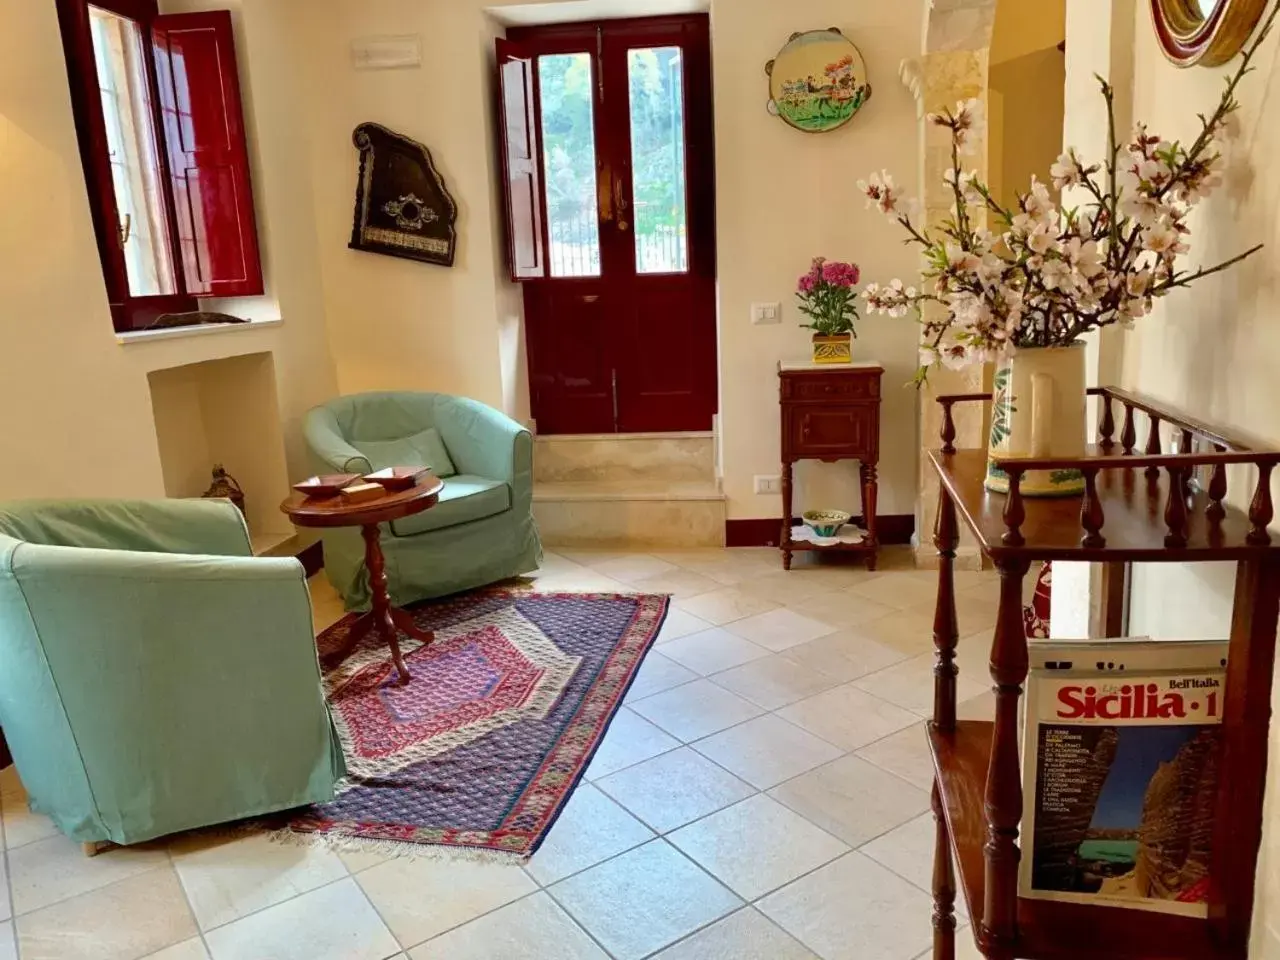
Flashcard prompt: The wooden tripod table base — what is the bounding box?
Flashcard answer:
[281,474,446,686]
[320,525,434,685]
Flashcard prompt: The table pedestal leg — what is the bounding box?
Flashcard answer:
[319,524,434,686]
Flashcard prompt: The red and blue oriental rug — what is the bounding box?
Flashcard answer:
[285,589,668,862]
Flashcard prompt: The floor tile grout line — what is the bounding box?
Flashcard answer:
[1,788,19,959]
[166,845,214,959]
[537,877,625,959]
[345,866,430,958]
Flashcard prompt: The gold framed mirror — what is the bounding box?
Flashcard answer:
[1150,0,1268,66]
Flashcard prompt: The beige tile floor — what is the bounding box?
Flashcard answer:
[0,546,1002,960]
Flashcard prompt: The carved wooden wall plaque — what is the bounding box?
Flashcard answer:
[350,122,458,266]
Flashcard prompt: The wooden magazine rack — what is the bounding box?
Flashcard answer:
[927,387,1279,960]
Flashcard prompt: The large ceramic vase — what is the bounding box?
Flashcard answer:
[985,343,1087,497]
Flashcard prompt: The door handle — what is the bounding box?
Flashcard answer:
[614,176,630,232]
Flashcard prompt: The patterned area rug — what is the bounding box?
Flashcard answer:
[285,589,668,862]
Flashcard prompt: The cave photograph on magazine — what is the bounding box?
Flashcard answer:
[1025,672,1224,916]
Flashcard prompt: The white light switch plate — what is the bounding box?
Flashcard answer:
[751,303,781,325]
[754,475,781,495]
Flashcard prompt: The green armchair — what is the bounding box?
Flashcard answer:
[0,498,345,847]
[302,391,542,609]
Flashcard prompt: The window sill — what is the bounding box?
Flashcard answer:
[115,316,282,346]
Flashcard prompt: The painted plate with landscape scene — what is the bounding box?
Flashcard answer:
[766,28,871,133]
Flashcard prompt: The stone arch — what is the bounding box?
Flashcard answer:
[901,0,999,567]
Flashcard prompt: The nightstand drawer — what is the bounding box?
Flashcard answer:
[781,372,880,402]
[785,404,878,458]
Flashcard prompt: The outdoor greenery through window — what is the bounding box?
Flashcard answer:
[628,47,688,274]
[537,53,601,278]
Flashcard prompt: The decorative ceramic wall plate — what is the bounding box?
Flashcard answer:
[1150,0,1268,67]
[766,28,871,133]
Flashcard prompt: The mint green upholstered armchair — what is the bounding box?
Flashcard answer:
[302,392,542,609]
[0,499,345,847]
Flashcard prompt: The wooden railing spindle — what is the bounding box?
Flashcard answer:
[1208,445,1228,523]
[932,491,960,732]
[1081,468,1105,548]
[1121,403,1137,454]
[1145,416,1163,478]
[940,399,958,455]
[982,558,1031,953]
[1098,393,1115,448]
[1248,463,1275,545]
[1002,469,1026,546]
[931,783,957,960]
[1165,466,1189,547]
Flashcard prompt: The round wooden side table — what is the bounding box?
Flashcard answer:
[281,475,445,685]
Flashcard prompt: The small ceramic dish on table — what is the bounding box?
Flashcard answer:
[363,466,433,492]
[292,474,363,499]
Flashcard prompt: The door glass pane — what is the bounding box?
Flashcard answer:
[537,53,601,278]
[89,6,175,297]
[628,47,688,274]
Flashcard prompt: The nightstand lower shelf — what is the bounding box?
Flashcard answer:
[926,721,1241,960]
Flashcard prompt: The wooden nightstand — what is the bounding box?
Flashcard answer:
[778,360,884,570]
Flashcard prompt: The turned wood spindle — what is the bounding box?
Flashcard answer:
[1120,403,1137,454]
[1248,462,1275,545]
[982,558,1031,953]
[1002,468,1026,546]
[940,400,958,455]
[1144,416,1163,478]
[1164,466,1189,548]
[1207,448,1228,523]
[1081,468,1105,548]
[1180,430,1196,497]
[932,491,960,732]
[931,783,957,960]
[1098,393,1115,448]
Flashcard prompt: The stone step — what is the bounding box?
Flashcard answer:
[533,479,725,548]
[533,432,716,484]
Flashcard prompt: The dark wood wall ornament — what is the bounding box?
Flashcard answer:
[349,123,458,266]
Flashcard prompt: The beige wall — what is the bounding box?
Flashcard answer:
[989,0,1066,66]
[1062,3,1280,951]
[0,0,338,521]
[713,0,925,521]
[292,0,519,414]
[988,46,1064,211]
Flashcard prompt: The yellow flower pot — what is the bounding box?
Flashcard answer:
[811,333,853,364]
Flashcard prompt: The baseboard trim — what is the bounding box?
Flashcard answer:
[298,540,324,577]
[725,515,915,548]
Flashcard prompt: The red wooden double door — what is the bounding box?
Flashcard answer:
[499,16,717,434]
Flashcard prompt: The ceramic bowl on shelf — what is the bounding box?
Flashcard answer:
[802,509,852,538]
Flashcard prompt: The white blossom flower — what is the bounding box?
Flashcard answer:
[857,171,903,216]
[1050,150,1084,190]
[1141,218,1187,257]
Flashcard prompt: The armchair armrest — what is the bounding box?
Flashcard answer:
[0,498,252,557]
[302,406,374,475]
[433,398,532,500]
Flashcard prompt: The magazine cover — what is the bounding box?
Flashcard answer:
[1019,639,1228,916]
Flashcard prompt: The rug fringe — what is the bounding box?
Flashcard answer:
[265,826,530,866]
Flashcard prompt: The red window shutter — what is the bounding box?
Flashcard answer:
[497,39,546,281]
[153,11,263,298]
